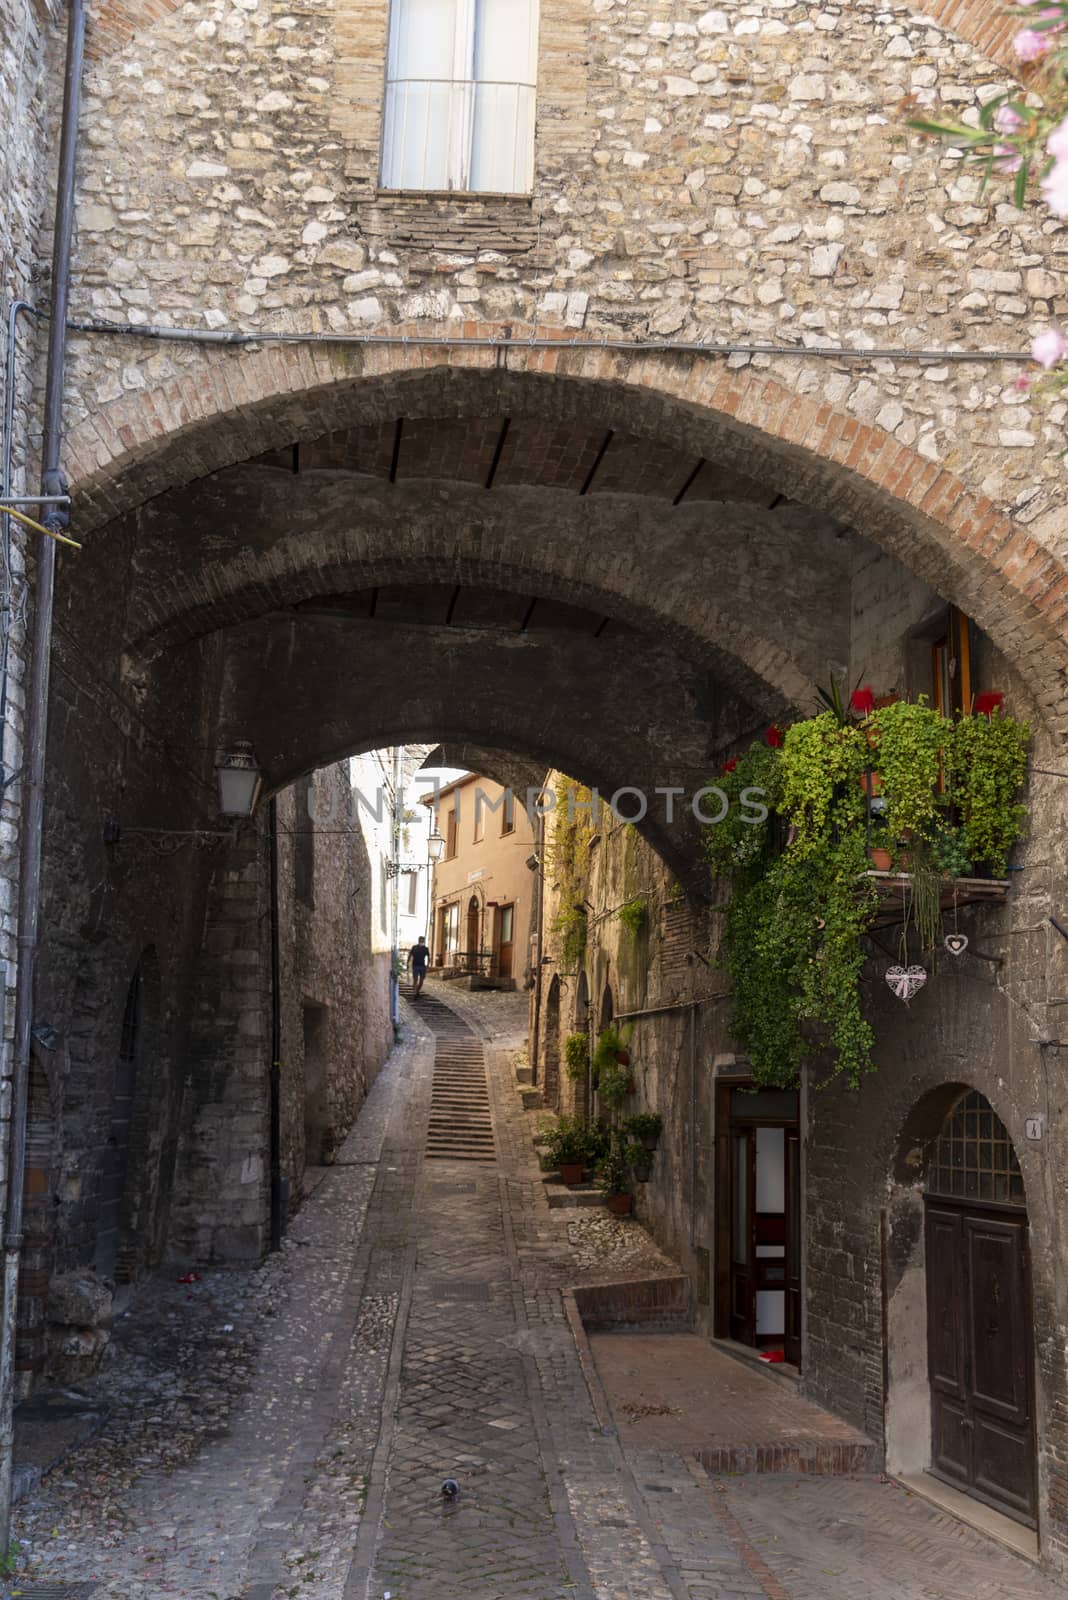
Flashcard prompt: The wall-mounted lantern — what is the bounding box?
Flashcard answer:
[215,741,263,817]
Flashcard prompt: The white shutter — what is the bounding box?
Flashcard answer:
[382,0,465,189]
[382,0,537,192]
[469,0,537,192]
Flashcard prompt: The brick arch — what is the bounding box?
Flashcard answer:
[118,472,829,715]
[67,331,1068,734]
[85,0,1022,72]
[229,619,724,890]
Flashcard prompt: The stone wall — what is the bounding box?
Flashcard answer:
[274,764,392,1195]
[0,0,62,1293]
[49,0,1068,535]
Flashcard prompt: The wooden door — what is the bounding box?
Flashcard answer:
[497,903,514,979]
[926,1201,1036,1526]
[729,1127,755,1344]
[784,1130,802,1367]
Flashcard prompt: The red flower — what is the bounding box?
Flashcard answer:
[722,758,738,773]
[974,691,1004,717]
[765,726,783,748]
[851,686,875,715]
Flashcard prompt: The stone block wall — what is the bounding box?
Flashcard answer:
[274,763,391,1200]
[0,0,62,1291]
[42,0,1068,534]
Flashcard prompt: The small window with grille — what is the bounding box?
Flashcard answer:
[927,1089,1025,1206]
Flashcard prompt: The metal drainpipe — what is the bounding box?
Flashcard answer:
[268,798,283,1253]
[389,747,403,1031]
[528,811,545,1087]
[1,301,42,791]
[689,1001,698,1249]
[0,0,86,1548]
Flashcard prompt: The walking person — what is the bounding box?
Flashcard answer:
[407,934,431,996]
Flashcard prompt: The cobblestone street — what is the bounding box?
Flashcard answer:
[13,986,1061,1600]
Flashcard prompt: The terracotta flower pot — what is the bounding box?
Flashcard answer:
[614,1048,630,1067]
[559,1162,585,1186]
[869,846,893,872]
[606,1193,633,1216]
[858,771,883,796]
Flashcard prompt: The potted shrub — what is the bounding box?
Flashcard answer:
[597,1147,632,1215]
[545,1115,592,1186]
[597,1063,631,1110]
[868,827,893,873]
[622,1112,662,1152]
[594,1022,633,1072]
[625,1141,652,1183]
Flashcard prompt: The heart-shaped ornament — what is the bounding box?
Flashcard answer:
[944,933,969,957]
[885,964,928,1003]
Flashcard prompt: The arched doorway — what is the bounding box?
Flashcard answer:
[543,977,561,1111]
[924,1090,1036,1527]
[95,951,161,1283]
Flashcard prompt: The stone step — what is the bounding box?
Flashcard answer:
[546,1188,603,1209]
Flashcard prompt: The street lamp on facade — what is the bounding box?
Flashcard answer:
[215,741,263,817]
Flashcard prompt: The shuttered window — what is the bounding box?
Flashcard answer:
[381,0,538,194]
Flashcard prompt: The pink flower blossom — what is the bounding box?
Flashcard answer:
[1048,114,1068,160]
[1030,327,1068,368]
[1013,373,1034,391]
[1014,26,1053,57]
[993,143,1023,173]
[1040,157,1068,215]
[994,104,1025,134]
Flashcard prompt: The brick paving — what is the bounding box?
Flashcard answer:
[17,984,1062,1600]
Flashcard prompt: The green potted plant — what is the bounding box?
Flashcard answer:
[596,1065,629,1110]
[622,1111,662,1152]
[868,825,894,873]
[564,1031,589,1081]
[591,1024,633,1088]
[624,1140,652,1183]
[544,1115,592,1186]
[929,821,972,880]
[597,1146,632,1215]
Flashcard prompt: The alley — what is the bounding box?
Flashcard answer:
[15,988,1062,1600]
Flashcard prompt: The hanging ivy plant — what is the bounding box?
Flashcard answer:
[547,776,596,972]
[703,699,1030,1089]
[704,741,782,880]
[779,714,867,857]
[948,709,1030,876]
[868,699,950,844]
[564,1031,589,1081]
